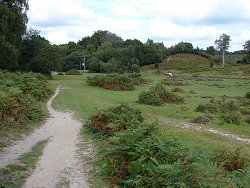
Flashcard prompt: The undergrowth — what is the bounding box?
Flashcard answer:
[196,98,247,124]
[86,104,250,187]
[87,73,147,91]
[138,84,184,106]
[0,71,51,147]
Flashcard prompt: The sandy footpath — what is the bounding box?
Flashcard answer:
[0,86,89,187]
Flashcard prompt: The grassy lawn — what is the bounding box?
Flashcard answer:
[50,72,250,158]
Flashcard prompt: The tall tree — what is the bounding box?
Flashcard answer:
[214,33,231,67]
[243,40,250,64]
[0,0,29,69]
[19,28,50,70]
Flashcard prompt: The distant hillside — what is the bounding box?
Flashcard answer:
[142,54,211,73]
[142,53,250,76]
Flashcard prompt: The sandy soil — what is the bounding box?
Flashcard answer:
[0,86,90,187]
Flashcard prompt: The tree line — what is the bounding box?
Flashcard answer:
[1,0,249,75]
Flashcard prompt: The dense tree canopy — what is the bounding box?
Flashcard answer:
[0,0,29,69]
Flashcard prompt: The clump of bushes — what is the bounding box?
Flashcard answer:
[0,72,51,101]
[65,69,81,75]
[86,104,250,187]
[87,104,144,135]
[161,80,189,86]
[87,73,147,91]
[127,73,148,85]
[245,91,250,99]
[138,84,184,106]
[0,72,51,130]
[196,98,240,114]
[196,98,243,124]
[171,87,185,93]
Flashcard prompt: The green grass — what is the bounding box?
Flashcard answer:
[0,140,48,187]
[50,73,250,154]
[49,62,250,186]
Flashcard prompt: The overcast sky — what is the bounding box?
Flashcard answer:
[27,0,250,51]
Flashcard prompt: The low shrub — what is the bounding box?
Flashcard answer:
[245,91,250,99]
[86,104,144,135]
[196,99,240,114]
[138,91,164,106]
[87,73,147,91]
[221,113,242,125]
[0,88,43,129]
[161,80,189,86]
[65,69,81,75]
[87,104,250,188]
[0,72,51,101]
[0,72,50,131]
[171,87,185,93]
[127,73,148,85]
[138,84,184,106]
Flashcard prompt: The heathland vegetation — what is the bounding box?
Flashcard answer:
[1,0,250,187]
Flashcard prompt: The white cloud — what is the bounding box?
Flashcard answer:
[27,0,250,51]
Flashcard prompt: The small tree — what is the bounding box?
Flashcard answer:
[242,40,250,64]
[243,40,250,54]
[214,33,231,67]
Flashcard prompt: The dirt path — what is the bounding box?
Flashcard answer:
[161,119,250,144]
[0,86,90,187]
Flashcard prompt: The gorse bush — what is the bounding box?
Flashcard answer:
[138,84,184,106]
[0,72,51,129]
[87,104,250,187]
[87,73,147,91]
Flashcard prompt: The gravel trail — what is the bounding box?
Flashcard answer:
[0,86,90,187]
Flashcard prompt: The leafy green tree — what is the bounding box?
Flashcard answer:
[0,0,29,69]
[31,45,62,74]
[19,28,50,70]
[215,33,231,67]
[88,56,103,73]
[242,40,250,64]
[96,42,116,63]
[243,40,250,53]
[63,51,85,71]
[143,45,161,65]
[0,41,19,69]
[206,46,216,55]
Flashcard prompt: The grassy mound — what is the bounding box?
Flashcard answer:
[142,54,211,73]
